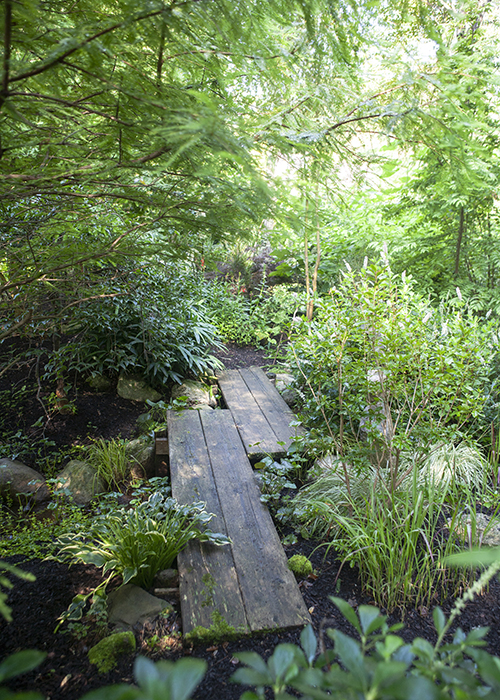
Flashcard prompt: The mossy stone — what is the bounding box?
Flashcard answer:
[88,631,136,673]
[287,554,313,578]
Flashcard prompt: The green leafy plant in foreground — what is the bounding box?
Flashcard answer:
[0,649,46,700]
[233,565,500,700]
[6,564,500,699]
[56,492,230,590]
[80,656,207,700]
[0,561,36,623]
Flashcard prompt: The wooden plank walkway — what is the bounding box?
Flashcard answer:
[168,404,310,636]
[218,366,304,459]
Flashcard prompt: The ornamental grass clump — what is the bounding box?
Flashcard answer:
[57,491,230,589]
[86,437,130,491]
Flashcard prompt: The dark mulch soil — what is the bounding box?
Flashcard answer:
[2,340,500,699]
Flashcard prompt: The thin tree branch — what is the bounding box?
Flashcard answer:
[0,0,12,111]
[9,8,168,85]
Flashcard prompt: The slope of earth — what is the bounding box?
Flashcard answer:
[1,341,500,699]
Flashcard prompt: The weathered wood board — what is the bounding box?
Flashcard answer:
[168,408,310,636]
[167,410,247,635]
[218,366,304,458]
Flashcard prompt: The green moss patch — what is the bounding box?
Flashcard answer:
[184,611,245,644]
[88,631,136,673]
[287,554,313,578]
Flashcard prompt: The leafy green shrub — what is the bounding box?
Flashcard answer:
[288,261,492,495]
[232,570,500,700]
[44,266,223,387]
[287,262,494,610]
[57,492,230,589]
[202,280,300,346]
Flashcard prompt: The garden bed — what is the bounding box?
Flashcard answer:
[2,341,500,699]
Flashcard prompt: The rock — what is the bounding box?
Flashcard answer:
[117,374,162,403]
[153,569,179,587]
[281,388,299,408]
[86,374,113,392]
[171,380,216,407]
[124,438,155,479]
[107,584,173,630]
[449,513,500,547]
[54,460,107,505]
[273,373,299,407]
[0,459,50,505]
[275,373,295,392]
[192,403,213,411]
[88,631,136,673]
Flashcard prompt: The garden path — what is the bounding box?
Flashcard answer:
[167,366,310,636]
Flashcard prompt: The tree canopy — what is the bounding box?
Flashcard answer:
[1,0,499,343]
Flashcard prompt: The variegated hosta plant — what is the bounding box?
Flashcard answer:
[57,492,230,589]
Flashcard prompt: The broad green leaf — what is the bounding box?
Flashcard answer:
[0,651,46,683]
[300,624,317,665]
[330,597,362,634]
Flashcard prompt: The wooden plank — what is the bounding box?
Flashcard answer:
[218,369,283,456]
[218,367,303,457]
[167,410,248,635]
[200,410,311,631]
[240,366,304,451]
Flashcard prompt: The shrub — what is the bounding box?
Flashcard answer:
[44,265,223,387]
[56,491,230,590]
[202,280,301,346]
[288,261,492,497]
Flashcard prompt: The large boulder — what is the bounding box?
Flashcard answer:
[54,460,107,505]
[117,374,162,403]
[124,437,155,479]
[0,459,50,505]
[171,380,216,407]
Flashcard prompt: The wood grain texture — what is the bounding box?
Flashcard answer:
[168,407,310,635]
[217,368,278,455]
[167,410,248,634]
[200,410,311,631]
[218,366,303,457]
